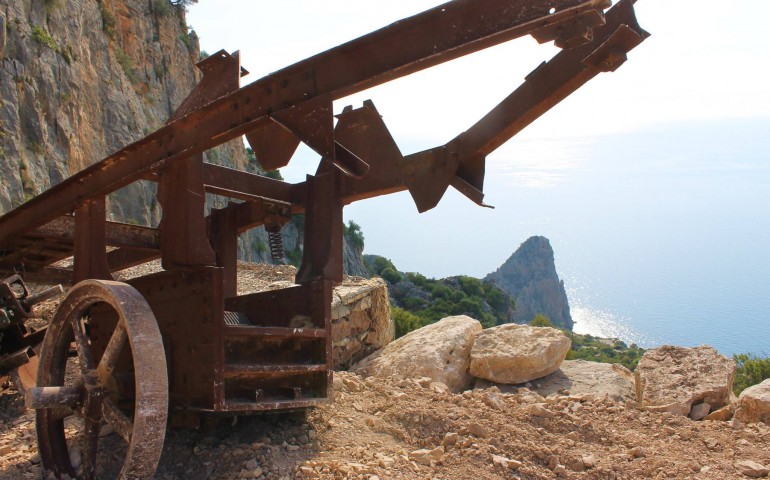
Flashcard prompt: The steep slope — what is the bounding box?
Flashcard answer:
[485,236,573,329]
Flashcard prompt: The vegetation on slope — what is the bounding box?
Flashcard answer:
[733,353,770,395]
[364,255,514,335]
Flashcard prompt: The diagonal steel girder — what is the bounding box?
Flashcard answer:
[330,0,649,212]
[0,0,608,247]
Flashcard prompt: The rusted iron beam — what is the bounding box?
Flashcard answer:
[29,216,159,250]
[202,163,302,206]
[450,0,649,201]
[0,265,73,285]
[73,198,113,283]
[0,0,605,247]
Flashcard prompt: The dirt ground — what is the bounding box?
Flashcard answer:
[2,370,770,479]
[2,263,769,479]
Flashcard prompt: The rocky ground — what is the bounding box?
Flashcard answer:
[2,371,770,479]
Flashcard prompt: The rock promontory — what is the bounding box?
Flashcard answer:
[484,236,573,329]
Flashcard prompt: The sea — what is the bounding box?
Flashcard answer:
[340,117,770,357]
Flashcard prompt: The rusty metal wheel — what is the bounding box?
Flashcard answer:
[28,280,168,479]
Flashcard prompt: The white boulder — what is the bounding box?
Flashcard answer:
[734,379,770,425]
[351,315,482,392]
[635,345,735,417]
[530,359,636,402]
[469,324,571,384]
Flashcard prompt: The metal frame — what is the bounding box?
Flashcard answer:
[0,0,647,438]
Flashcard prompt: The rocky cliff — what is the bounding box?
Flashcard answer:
[484,236,573,329]
[0,0,364,273]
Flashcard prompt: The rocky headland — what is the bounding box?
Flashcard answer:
[485,236,573,330]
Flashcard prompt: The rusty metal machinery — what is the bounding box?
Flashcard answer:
[0,0,649,478]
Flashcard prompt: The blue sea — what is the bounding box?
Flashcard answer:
[342,117,770,357]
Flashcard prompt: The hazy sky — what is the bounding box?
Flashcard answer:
[187,1,770,277]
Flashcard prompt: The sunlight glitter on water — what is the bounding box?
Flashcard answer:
[570,306,662,349]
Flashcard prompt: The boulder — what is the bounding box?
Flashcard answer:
[734,379,770,424]
[635,346,735,417]
[469,324,570,384]
[528,360,636,402]
[351,315,482,392]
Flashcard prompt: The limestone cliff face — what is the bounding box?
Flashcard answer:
[0,0,230,221]
[0,0,366,272]
[484,236,573,330]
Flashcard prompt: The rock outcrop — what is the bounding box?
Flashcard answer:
[352,315,481,392]
[526,359,636,402]
[735,379,770,425]
[331,278,393,369]
[469,324,571,384]
[484,236,573,329]
[635,345,736,417]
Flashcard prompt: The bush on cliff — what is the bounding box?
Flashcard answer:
[733,353,770,395]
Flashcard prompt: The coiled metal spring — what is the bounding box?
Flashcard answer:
[266,224,286,264]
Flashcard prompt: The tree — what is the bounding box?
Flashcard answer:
[379,267,401,284]
[530,314,552,328]
[343,220,364,249]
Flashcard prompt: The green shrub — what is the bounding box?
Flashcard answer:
[530,314,552,327]
[152,0,171,16]
[457,276,483,297]
[405,272,427,287]
[733,353,770,395]
[379,267,401,284]
[365,255,396,276]
[566,332,645,371]
[31,26,58,50]
[115,48,139,84]
[392,307,421,338]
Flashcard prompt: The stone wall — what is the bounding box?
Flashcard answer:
[331,278,393,369]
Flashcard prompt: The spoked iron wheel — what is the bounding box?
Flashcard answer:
[28,280,168,479]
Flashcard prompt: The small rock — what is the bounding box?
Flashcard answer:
[466,423,489,438]
[582,454,597,469]
[430,382,450,394]
[441,432,459,447]
[491,454,522,470]
[409,446,444,466]
[704,405,734,422]
[528,403,554,418]
[689,402,711,421]
[629,446,646,458]
[735,460,770,478]
[482,392,505,411]
[244,458,259,470]
[298,465,317,477]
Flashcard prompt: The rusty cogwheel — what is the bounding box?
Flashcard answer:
[29,280,168,480]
